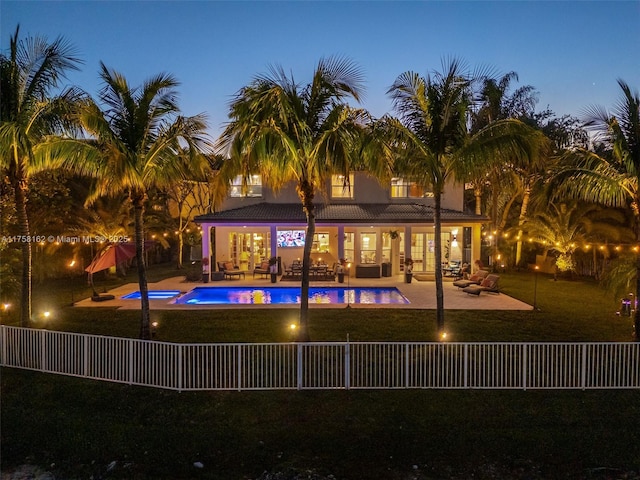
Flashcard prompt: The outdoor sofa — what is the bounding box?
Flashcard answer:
[355,264,381,278]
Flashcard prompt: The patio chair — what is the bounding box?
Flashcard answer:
[453,269,489,289]
[218,261,245,280]
[252,260,271,279]
[327,262,337,279]
[291,261,302,279]
[443,260,462,278]
[462,274,500,296]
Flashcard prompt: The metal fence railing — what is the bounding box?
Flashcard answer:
[2,326,639,391]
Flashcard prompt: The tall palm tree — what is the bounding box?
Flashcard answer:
[384,58,546,338]
[0,26,84,326]
[554,79,640,337]
[75,63,211,339]
[217,57,368,341]
[472,72,544,267]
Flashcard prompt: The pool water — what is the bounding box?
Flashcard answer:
[172,286,410,305]
[122,290,182,300]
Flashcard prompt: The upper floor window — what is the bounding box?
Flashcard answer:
[230,175,262,198]
[331,174,354,199]
[390,177,433,198]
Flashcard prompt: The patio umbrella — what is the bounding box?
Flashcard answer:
[85,243,138,296]
[85,243,137,274]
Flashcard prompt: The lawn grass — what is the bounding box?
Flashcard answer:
[2,266,639,479]
[3,369,640,479]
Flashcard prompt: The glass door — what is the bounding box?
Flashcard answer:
[411,233,448,272]
[411,233,425,272]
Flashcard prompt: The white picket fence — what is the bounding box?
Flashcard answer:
[1,325,639,391]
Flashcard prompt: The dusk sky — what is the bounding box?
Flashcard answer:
[2,1,639,138]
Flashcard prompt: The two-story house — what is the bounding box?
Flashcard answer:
[194,172,486,278]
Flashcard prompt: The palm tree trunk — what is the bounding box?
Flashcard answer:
[133,195,151,340]
[434,188,445,337]
[177,213,184,269]
[515,184,532,266]
[297,180,314,342]
[14,177,31,327]
[474,186,482,216]
[634,212,640,341]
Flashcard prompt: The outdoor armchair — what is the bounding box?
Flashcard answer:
[253,261,271,278]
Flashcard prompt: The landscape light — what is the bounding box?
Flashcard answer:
[288,323,298,342]
[533,266,540,311]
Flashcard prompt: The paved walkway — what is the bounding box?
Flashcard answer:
[75,273,533,311]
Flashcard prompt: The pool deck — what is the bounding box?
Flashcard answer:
[74,273,533,311]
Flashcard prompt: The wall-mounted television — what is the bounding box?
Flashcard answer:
[277,230,306,247]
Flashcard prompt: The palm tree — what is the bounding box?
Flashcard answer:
[75,63,211,339]
[383,58,546,338]
[522,201,596,278]
[553,79,640,337]
[217,57,368,341]
[472,72,545,267]
[0,26,84,326]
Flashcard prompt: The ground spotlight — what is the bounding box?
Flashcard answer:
[288,323,298,341]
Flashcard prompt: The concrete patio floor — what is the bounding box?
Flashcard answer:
[74,273,533,311]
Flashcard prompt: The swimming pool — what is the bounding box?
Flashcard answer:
[122,290,182,300]
[171,286,410,305]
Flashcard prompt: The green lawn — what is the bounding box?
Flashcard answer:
[2,267,639,479]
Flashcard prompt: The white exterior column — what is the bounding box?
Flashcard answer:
[270,225,278,258]
[404,226,412,265]
[201,224,211,275]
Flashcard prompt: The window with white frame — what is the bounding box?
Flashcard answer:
[360,232,377,264]
[343,232,354,264]
[229,175,262,198]
[390,177,432,198]
[331,174,354,199]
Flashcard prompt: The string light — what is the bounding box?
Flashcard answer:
[501,235,640,253]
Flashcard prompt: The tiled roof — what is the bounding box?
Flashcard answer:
[195,203,486,224]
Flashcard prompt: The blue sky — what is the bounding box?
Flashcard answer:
[2,1,639,137]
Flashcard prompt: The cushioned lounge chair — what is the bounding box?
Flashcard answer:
[462,274,500,295]
[453,269,489,289]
